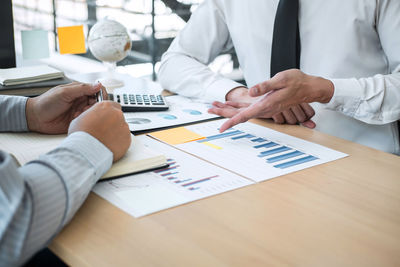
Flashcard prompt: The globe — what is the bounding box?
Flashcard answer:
[88,19,132,89]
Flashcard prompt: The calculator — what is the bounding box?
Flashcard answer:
[108,93,169,112]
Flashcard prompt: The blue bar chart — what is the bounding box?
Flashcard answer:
[196,128,319,170]
[174,120,347,182]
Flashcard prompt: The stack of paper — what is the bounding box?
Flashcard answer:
[0,65,65,86]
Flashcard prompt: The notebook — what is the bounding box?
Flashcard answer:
[0,65,65,86]
[0,76,73,96]
[0,132,167,180]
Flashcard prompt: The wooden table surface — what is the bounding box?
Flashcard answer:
[49,119,400,267]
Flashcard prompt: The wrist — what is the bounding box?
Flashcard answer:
[310,76,334,103]
[26,98,40,132]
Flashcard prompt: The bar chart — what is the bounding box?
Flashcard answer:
[153,159,221,192]
[174,120,347,182]
[93,135,253,217]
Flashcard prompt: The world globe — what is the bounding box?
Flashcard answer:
[88,18,132,88]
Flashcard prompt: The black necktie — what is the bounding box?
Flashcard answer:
[270,0,301,78]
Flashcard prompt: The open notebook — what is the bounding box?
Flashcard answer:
[0,133,167,180]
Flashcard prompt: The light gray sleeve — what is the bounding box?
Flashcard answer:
[0,132,113,266]
[0,95,29,132]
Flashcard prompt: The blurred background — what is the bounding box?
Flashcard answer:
[12,0,242,81]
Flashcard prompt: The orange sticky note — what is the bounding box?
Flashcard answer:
[57,25,86,54]
[150,127,205,145]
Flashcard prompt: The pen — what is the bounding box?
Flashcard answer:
[96,86,104,102]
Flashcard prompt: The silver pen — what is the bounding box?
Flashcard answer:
[96,87,104,102]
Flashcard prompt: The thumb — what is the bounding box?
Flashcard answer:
[62,82,102,101]
[249,75,283,97]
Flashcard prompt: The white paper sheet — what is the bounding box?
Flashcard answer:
[93,135,253,217]
[124,95,219,132]
[165,120,348,182]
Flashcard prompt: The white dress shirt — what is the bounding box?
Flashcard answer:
[159,0,400,154]
[0,96,113,266]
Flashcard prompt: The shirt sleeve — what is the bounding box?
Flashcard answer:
[0,95,29,132]
[0,131,113,266]
[324,0,400,125]
[158,0,244,103]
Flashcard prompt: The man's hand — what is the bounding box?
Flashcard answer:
[217,69,334,132]
[209,101,316,128]
[26,82,107,134]
[68,101,131,162]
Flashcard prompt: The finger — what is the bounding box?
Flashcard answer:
[281,109,298,125]
[272,113,285,124]
[105,100,122,110]
[300,103,315,119]
[208,107,239,118]
[100,84,109,100]
[249,74,285,97]
[88,97,97,106]
[219,106,260,132]
[212,101,230,108]
[301,120,316,129]
[225,101,251,108]
[60,82,102,101]
[290,105,307,122]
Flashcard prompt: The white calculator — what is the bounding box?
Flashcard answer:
[108,93,169,112]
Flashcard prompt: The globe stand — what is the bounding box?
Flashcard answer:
[97,62,124,91]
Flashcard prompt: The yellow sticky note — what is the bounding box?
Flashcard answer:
[57,25,86,54]
[150,127,205,145]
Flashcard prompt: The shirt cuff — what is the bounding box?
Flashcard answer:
[204,78,244,103]
[324,78,362,116]
[58,131,113,178]
[1,96,29,132]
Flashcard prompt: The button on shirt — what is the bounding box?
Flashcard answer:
[159,0,400,154]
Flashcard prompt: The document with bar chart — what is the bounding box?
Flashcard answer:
[150,119,348,182]
[93,135,253,217]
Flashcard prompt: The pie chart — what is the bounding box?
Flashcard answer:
[158,114,177,120]
[183,109,202,115]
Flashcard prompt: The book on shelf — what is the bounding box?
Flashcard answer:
[0,133,167,180]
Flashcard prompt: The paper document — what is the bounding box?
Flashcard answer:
[93,135,253,217]
[149,119,348,182]
[124,95,220,132]
[0,133,165,180]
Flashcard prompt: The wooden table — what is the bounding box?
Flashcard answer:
[49,119,400,267]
